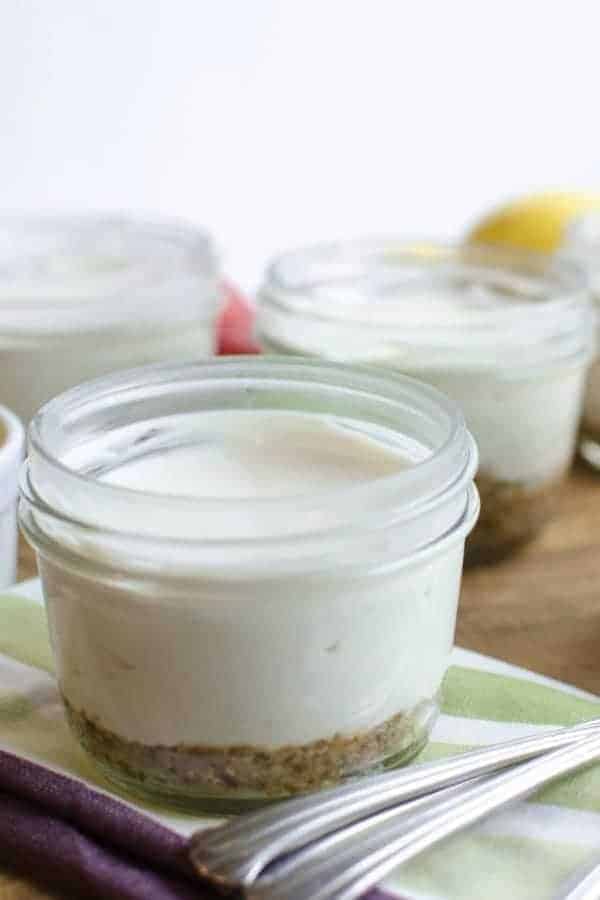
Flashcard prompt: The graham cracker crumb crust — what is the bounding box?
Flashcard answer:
[65,698,429,797]
[467,472,564,565]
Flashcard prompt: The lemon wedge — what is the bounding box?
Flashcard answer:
[467,192,600,253]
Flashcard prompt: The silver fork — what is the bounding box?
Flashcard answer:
[189,717,600,891]
[248,730,600,900]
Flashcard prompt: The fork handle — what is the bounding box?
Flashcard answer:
[190,718,600,889]
[251,731,600,900]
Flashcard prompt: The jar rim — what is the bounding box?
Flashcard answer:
[259,239,593,370]
[20,358,478,568]
[0,213,221,333]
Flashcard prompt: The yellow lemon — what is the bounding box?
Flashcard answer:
[467,192,600,253]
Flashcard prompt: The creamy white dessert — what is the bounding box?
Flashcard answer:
[419,367,585,485]
[21,359,478,808]
[2,330,221,427]
[261,283,585,485]
[259,243,592,561]
[43,411,459,754]
[0,217,221,422]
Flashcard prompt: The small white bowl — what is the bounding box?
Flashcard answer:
[0,406,24,587]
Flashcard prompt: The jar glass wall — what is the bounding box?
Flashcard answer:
[0,406,24,587]
[19,358,478,812]
[0,215,222,422]
[258,242,593,563]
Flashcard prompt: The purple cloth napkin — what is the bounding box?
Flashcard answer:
[0,749,400,899]
[0,749,215,899]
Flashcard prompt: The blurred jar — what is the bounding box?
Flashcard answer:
[257,241,593,564]
[0,215,221,421]
[560,212,600,469]
[0,405,24,587]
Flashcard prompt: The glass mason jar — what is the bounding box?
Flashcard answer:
[560,212,600,469]
[19,358,478,813]
[257,241,593,564]
[0,405,24,587]
[0,215,222,422]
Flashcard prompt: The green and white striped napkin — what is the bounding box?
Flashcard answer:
[1,579,599,900]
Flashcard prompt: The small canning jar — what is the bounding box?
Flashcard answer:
[0,215,222,422]
[0,405,24,587]
[560,212,600,469]
[257,241,593,564]
[19,358,478,812]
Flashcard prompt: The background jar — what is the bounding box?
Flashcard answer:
[257,241,593,564]
[0,405,24,587]
[19,358,478,812]
[559,212,600,470]
[0,215,221,422]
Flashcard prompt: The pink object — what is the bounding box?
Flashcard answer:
[217,281,260,355]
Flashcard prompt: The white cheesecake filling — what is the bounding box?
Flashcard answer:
[0,220,220,422]
[261,280,588,486]
[0,325,217,425]
[44,410,463,749]
[420,367,585,484]
[100,411,415,498]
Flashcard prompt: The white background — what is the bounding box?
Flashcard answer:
[1,0,599,289]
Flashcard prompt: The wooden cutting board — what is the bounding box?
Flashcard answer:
[458,460,600,695]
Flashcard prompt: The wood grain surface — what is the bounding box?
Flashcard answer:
[7,461,600,897]
[458,460,600,694]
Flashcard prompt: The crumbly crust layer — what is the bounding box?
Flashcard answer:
[466,472,564,565]
[65,698,428,798]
